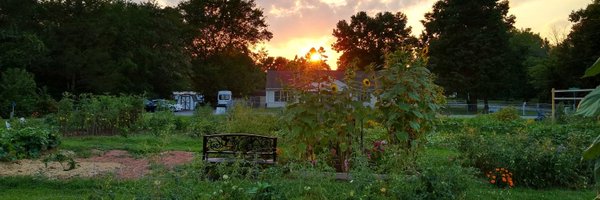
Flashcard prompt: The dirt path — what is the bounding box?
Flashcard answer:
[0,150,195,179]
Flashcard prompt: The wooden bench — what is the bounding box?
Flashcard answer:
[202,133,277,165]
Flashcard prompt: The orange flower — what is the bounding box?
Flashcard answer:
[492,176,496,179]
[490,180,496,184]
[502,177,507,182]
[495,168,500,172]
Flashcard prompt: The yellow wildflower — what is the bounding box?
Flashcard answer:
[362,78,371,87]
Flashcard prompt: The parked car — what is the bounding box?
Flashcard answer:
[144,99,182,112]
[144,99,157,112]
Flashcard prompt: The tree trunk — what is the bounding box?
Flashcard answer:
[467,93,478,114]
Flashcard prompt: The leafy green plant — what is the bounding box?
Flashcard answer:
[578,56,600,199]
[0,121,60,161]
[43,151,78,171]
[137,111,177,136]
[283,67,374,171]
[492,107,520,121]
[0,68,39,118]
[187,105,223,137]
[55,93,143,136]
[224,102,279,136]
[450,117,594,189]
[576,86,600,118]
[376,50,445,150]
[383,155,475,200]
[582,57,600,78]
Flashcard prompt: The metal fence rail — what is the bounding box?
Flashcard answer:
[440,103,553,117]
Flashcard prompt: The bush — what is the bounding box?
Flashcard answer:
[54,93,143,136]
[136,111,178,136]
[0,120,60,161]
[0,68,39,118]
[186,105,223,137]
[224,102,279,136]
[491,107,520,121]
[447,117,596,189]
[388,164,474,200]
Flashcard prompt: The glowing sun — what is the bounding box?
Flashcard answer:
[309,53,322,62]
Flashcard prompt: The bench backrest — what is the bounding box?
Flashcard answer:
[202,133,277,162]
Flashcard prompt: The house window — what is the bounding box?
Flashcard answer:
[274,90,289,102]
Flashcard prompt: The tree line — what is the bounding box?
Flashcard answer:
[0,0,271,116]
[1,0,599,116]
[327,0,600,112]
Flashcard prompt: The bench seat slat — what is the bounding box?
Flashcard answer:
[202,133,278,165]
[206,158,275,164]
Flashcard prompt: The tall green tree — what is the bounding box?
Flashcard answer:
[28,0,191,97]
[191,50,264,102]
[178,0,272,58]
[0,68,39,117]
[178,0,272,101]
[530,0,600,96]
[422,0,515,112]
[332,11,417,71]
[0,30,47,71]
[526,0,600,102]
[505,28,550,100]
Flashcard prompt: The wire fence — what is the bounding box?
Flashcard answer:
[439,102,559,117]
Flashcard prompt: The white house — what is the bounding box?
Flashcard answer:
[265,70,375,108]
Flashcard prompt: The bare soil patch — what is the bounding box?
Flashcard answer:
[0,150,196,179]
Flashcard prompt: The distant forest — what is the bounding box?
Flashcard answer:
[1,0,599,111]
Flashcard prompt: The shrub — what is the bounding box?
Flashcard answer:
[224,102,279,136]
[450,117,596,189]
[0,120,60,161]
[393,164,473,200]
[187,105,223,137]
[0,68,39,118]
[491,107,520,121]
[55,93,143,136]
[136,111,177,136]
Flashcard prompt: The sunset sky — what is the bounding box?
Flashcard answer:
[140,0,593,70]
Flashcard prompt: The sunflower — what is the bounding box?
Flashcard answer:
[331,84,339,93]
[362,78,371,87]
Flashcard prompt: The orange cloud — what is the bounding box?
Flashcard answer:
[135,0,592,70]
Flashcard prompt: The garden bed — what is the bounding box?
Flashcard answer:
[0,150,195,179]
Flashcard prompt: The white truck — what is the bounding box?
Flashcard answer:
[215,90,233,115]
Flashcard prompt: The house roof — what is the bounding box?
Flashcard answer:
[266,70,371,89]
